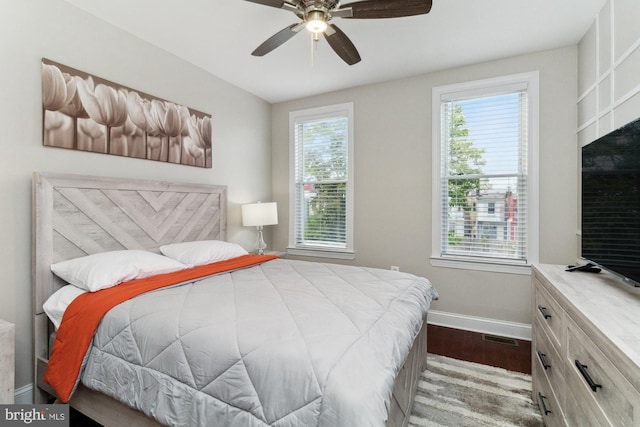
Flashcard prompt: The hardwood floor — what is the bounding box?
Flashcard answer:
[70,324,532,426]
[427,323,532,374]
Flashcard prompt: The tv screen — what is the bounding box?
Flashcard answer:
[582,117,640,286]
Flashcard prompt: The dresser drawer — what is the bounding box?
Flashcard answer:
[566,316,640,426]
[533,318,565,402]
[534,279,564,350]
[533,360,566,427]
[564,386,606,427]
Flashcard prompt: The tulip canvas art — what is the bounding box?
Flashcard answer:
[41,59,212,168]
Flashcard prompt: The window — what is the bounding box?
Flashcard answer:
[288,103,354,259]
[431,73,539,273]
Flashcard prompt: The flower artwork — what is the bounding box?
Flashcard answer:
[41,59,212,168]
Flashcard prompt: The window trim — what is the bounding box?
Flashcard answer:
[431,72,539,274]
[287,102,355,259]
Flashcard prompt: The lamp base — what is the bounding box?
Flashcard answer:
[255,226,267,255]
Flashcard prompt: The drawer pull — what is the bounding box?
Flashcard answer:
[575,360,602,392]
[538,392,552,415]
[537,351,551,370]
[537,305,552,319]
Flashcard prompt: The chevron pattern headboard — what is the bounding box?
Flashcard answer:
[31,172,227,388]
[32,172,227,312]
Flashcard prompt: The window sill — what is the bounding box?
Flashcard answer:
[430,256,531,275]
[287,247,355,260]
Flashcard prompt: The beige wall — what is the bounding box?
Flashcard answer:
[0,0,272,395]
[272,47,578,329]
[578,0,640,144]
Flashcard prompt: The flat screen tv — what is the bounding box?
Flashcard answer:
[582,117,640,287]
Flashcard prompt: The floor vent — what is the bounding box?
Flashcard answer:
[482,334,519,346]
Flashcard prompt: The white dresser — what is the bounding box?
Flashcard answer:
[532,264,640,426]
[0,318,14,404]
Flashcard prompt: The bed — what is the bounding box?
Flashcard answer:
[32,172,437,427]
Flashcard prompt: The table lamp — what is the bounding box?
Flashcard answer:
[241,202,278,255]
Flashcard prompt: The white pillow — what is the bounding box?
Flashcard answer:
[43,285,86,329]
[159,240,248,266]
[50,250,190,292]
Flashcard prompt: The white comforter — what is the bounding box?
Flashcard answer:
[81,258,437,426]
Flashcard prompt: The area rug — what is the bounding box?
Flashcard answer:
[409,354,544,427]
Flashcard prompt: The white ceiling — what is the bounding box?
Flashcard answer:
[63,0,607,103]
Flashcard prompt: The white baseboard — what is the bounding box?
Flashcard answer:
[14,383,32,404]
[427,310,532,341]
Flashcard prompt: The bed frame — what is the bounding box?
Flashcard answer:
[32,172,426,427]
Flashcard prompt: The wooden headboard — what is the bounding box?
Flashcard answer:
[32,172,227,401]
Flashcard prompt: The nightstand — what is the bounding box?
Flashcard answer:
[251,251,287,258]
[0,319,15,403]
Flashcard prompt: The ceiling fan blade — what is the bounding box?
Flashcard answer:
[252,23,305,57]
[331,8,354,18]
[342,0,432,19]
[323,24,361,65]
[243,0,298,10]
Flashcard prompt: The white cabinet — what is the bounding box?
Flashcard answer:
[532,264,640,426]
[0,319,14,404]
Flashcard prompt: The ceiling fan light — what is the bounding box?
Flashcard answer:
[306,19,328,33]
[305,10,328,33]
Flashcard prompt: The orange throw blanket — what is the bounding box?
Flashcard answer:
[45,254,278,403]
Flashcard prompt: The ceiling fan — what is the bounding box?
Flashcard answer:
[245,0,433,65]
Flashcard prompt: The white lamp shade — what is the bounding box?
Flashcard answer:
[242,202,278,227]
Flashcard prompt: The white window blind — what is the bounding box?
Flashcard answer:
[289,103,354,258]
[438,82,530,263]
